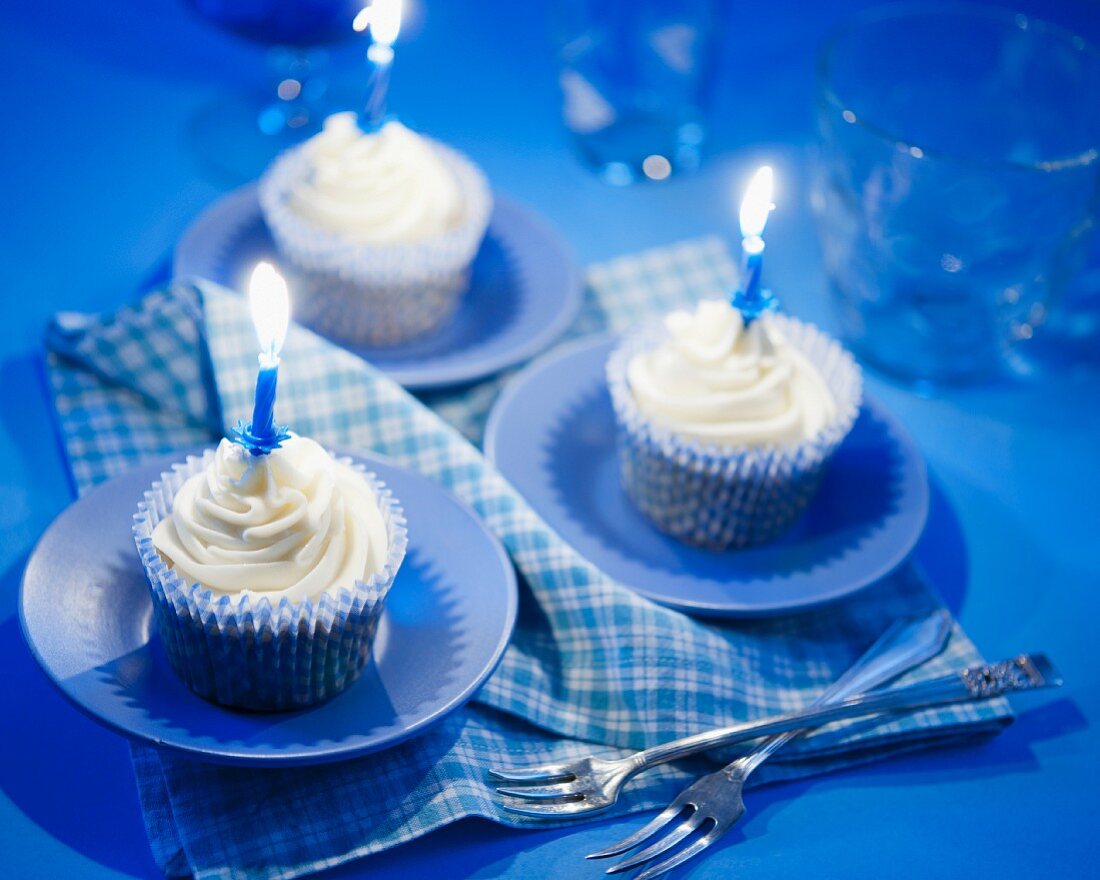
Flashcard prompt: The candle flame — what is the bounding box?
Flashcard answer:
[248,262,290,364]
[354,0,402,46]
[738,165,774,242]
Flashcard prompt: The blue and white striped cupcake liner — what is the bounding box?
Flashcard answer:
[132,448,408,711]
[606,314,863,549]
[259,138,492,347]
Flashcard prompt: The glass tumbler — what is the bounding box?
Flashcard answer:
[813,4,1100,384]
[184,0,367,182]
[554,0,727,185]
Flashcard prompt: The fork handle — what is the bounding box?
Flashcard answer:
[819,611,953,701]
[636,653,1058,770]
[735,611,953,775]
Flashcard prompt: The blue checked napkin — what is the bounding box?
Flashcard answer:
[44,239,1011,880]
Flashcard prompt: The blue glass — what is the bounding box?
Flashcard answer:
[554,0,727,185]
[812,5,1100,384]
[183,0,367,181]
[185,0,365,46]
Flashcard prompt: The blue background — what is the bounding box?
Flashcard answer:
[1,1,1098,877]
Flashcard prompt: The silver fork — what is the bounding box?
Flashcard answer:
[492,611,952,815]
[586,651,1061,878]
[493,651,1060,825]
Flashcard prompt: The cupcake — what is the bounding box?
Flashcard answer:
[607,299,862,549]
[259,111,492,346]
[133,435,407,710]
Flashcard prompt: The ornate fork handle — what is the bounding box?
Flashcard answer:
[725,611,955,776]
[637,654,1057,771]
[584,653,1059,878]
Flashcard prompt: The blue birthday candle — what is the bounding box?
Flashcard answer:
[355,0,403,130]
[230,262,291,456]
[731,166,779,325]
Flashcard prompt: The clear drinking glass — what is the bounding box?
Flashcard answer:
[554,0,727,185]
[812,4,1100,384]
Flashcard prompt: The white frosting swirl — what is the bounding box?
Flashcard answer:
[627,300,837,448]
[287,112,464,244]
[152,436,389,602]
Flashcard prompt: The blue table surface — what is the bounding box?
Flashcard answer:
[2,1,1098,877]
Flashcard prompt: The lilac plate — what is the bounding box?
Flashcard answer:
[174,185,582,390]
[485,336,929,618]
[20,451,516,766]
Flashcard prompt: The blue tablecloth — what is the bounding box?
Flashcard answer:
[2,1,1098,878]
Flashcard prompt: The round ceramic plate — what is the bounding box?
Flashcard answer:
[485,336,929,618]
[174,185,583,390]
[20,451,517,766]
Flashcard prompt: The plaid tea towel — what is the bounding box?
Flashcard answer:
[44,239,1011,880]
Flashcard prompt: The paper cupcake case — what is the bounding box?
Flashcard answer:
[259,139,492,347]
[606,314,863,550]
[132,449,408,711]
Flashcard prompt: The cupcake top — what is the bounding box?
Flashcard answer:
[626,299,837,448]
[152,435,390,602]
[285,112,464,245]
